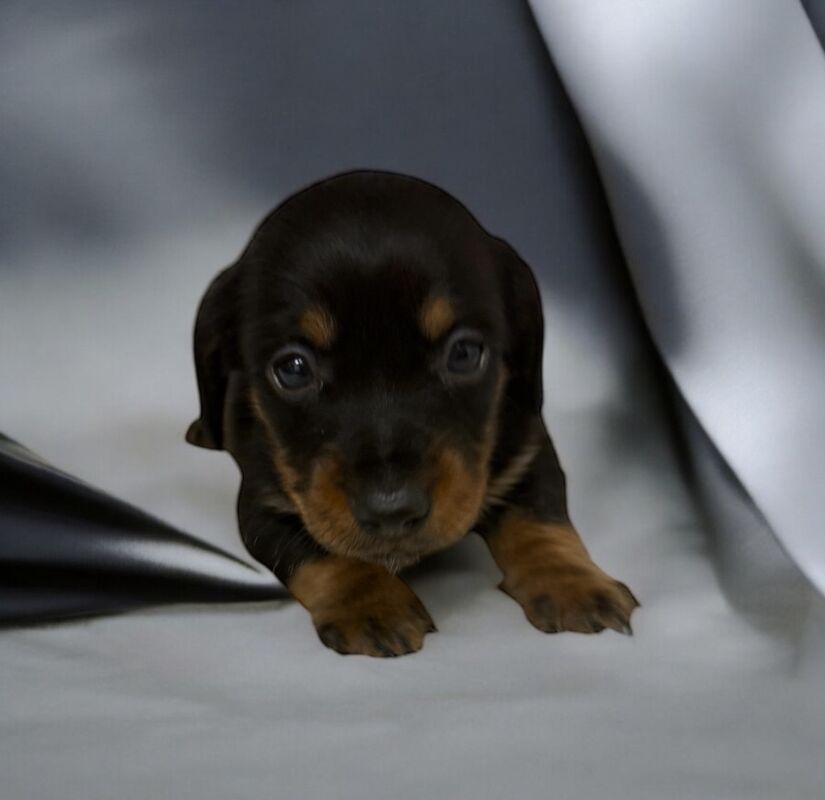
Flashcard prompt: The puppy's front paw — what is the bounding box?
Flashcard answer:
[312,575,435,658]
[314,588,436,657]
[485,513,639,636]
[502,567,639,635]
[290,556,435,657]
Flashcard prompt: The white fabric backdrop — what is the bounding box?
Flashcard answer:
[530,0,825,601]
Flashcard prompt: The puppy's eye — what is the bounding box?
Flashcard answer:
[270,350,317,393]
[445,332,486,376]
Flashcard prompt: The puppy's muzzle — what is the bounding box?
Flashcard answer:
[351,485,430,538]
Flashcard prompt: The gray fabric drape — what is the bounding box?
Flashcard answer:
[530,0,825,618]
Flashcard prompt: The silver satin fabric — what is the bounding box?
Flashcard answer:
[2,2,824,797]
[530,0,825,636]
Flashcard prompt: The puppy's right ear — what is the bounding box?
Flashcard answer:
[186,265,239,451]
[495,238,545,415]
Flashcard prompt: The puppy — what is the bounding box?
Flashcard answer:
[187,170,638,657]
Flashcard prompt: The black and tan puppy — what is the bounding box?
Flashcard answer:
[187,170,638,657]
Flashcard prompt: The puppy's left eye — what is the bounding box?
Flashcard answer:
[269,348,318,395]
[275,355,312,387]
[445,332,486,376]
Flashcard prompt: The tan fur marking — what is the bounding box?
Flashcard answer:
[248,372,506,573]
[290,556,379,609]
[290,451,362,557]
[419,295,455,341]
[486,511,639,634]
[251,384,499,571]
[483,433,542,511]
[428,446,488,545]
[290,556,435,657]
[299,305,336,348]
[297,447,481,572]
[427,368,503,546]
[248,389,272,438]
[250,388,305,502]
[488,513,593,581]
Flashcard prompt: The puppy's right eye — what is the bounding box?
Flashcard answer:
[269,349,318,394]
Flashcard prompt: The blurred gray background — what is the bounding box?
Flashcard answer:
[1,0,646,547]
[1,0,624,276]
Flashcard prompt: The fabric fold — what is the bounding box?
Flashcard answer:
[530,0,825,598]
[0,433,283,625]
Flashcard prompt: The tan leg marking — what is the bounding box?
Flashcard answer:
[289,556,436,657]
[486,512,639,634]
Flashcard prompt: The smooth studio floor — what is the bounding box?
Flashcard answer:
[2,219,824,800]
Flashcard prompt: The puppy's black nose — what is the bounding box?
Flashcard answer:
[353,486,430,536]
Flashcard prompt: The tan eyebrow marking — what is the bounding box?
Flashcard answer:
[299,305,336,349]
[419,295,455,341]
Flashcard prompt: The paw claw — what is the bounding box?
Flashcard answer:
[512,572,639,638]
[618,582,641,609]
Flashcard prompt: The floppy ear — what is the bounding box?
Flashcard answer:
[185,265,239,451]
[495,239,545,414]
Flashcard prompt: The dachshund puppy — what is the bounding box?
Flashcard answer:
[187,170,638,657]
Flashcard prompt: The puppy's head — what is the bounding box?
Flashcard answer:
[188,171,543,570]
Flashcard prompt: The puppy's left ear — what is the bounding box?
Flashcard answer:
[495,239,545,414]
[186,265,240,451]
